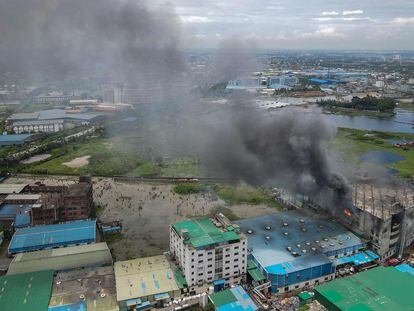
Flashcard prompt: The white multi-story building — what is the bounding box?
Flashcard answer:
[170,214,247,292]
[375,80,385,88]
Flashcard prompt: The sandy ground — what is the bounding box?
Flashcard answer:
[21,153,51,164]
[4,176,277,261]
[63,155,91,168]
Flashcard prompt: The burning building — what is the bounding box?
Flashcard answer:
[339,184,414,260]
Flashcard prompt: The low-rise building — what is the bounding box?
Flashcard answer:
[237,209,366,294]
[170,214,247,291]
[209,286,258,311]
[7,242,112,275]
[115,255,184,310]
[8,219,97,255]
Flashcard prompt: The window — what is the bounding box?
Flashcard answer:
[208,264,212,268]
[234,252,239,256]
[199,260,204,263]
[191,265,194,268]
[305,282,309,286]
[198,273,203,276]
[234,265,238,269]
[295,285,299,289]
[225,267,229,270]
[225,260,230,264]
[234,259,239,262]
[234,246,239,250]
[208,258,212,261]
[198,253,203,257]
[225,254,230,258]
[207,251,212,255]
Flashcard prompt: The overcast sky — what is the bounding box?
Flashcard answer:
[151,0,414,50]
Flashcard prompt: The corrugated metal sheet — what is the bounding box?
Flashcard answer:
[7,242,112,275]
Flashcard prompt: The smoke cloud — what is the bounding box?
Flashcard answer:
[0,0,186,82]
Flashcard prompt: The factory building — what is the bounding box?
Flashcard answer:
[237,209,366,294]
[170,214,247,291]
[314,266,414,311]
[8,219,97,255]
[7,242,112,275]
[226,78,266,90]
[0,134,34,146]
[340,184,414,260]
[7,109,106,134]
[115,255,184,310]
[267,75,299,88]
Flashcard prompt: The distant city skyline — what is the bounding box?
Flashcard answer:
[151,0,414,50]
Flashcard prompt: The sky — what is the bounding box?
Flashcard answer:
[150,0,414,50]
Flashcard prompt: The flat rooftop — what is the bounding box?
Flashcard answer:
[237,209,363,273]
[8,242,112,275]
[315,266,414,311]
[9,220,96,254]
[49,266,118,311]
[5,194,41,201]
[0,269,54,311]
[172,218,241,249]
[114,255,180,302]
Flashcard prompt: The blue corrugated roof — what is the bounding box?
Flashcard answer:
[14,214,31,228]
[333,251,379,267]
[9,220,96,254]
[395,264,414,276]
[237,210,363,272]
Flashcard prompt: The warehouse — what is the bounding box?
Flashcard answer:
[7,242,112,275]
[209,286,258,311]
[0,269,54,311]
[314,266,414,310]
[0,134,33,146]
[0,183,28,195]
[0,203,31,229]
[8,219,96,254]
[115,255,183,310]
[237,209,366,294]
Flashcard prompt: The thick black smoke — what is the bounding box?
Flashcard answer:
[0,0,186,82]
[181,99,349,196]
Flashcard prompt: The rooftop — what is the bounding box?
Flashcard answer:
[315,266,414,311]
[0,134,32,142]
[5,194,41,201]
[209,286,258,311]
[0,183,28,194]
[9,220,96,254]
[8,242,112,275]
[236,209,363,273]
[114,255,180,302]
[0,269,54,311]
[172,218,241,249]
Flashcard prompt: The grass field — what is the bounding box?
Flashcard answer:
[331,128,414,178]
[323,106,395,118]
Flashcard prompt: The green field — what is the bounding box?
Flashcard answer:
[331,128,414,178]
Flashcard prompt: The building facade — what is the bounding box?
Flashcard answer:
[170,214,247,292]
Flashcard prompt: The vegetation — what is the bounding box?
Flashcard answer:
[215,184,283,209]
[173,182,209,194]
[317,96,396,113]
[104,232,124,244]
[330,128,414,178]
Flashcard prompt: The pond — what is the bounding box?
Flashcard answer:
[359,151,405,165]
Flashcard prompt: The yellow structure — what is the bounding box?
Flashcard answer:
[114,255,181,305]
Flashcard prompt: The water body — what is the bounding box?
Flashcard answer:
[359,151,405,165]
[322,109,414,134]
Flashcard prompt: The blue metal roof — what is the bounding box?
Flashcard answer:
[8,220,96,254]
[333,251,379,267]
[0,134,32,142]
[396,264,414,276]
[14,214,31,228]
[237,210,363,273]
[217,287,258,311]
[48,302,87,311]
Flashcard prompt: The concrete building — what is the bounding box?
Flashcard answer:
[267,75,299,88]
[170,214,247,291]
[375,80,385,88]
[226,78,265,90]
[4,194,41,205]
[8,220,97,255]
[49,266,118,311]
[115,255,183,310]
[237,209,366,294]
[314,266,414,311]
[7,242,112,275]
[33,92,73,104]
[340,184,414,260]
